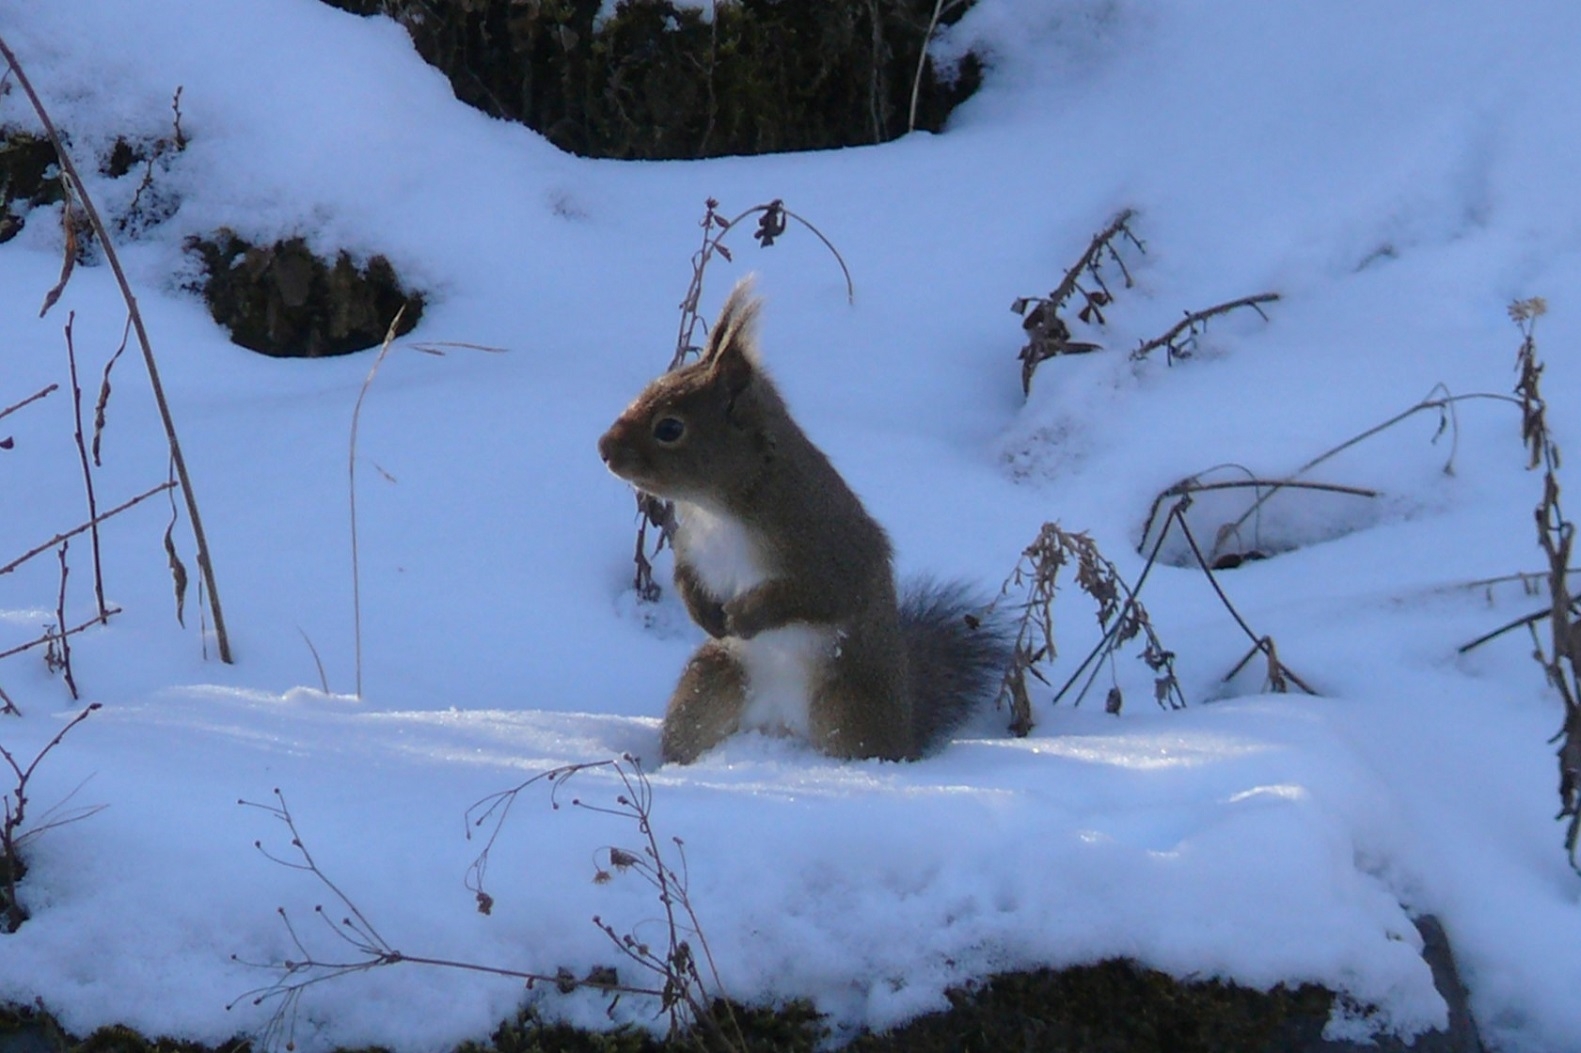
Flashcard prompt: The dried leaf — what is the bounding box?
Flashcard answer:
[39,200,79,319]
[754,200,787,247]
[164,520,189,627]
[92,320,130,467]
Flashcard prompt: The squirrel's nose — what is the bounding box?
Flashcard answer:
[596,426,618,465]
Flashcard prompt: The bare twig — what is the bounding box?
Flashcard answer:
[466,755,741,1045]
[1130,292,1281,364]
[297,628,330,695]
[1162,496,1316,694]
[63,314,108,620]
[235,782,688,1053]
[0,33,234,662]
[1139,474,1381,568]
[2,701,100,932]
[49,543,79,699]
[1459,598,1581,656]
[0,607,122,664]
[1206,387,1520,553]
[1,481,176,578]
[0,384,58,425]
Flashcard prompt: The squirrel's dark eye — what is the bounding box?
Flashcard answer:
[653,417,685,444]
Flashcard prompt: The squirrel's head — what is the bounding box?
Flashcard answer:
[599,277,782,504]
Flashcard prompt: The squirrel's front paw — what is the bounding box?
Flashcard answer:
[722,598,763,640]
[695,601,729,639]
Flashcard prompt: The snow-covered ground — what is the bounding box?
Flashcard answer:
[2,0,1580,1049]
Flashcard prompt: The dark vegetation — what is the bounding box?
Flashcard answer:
[318,0,982,160]
[0,916,1484,1053]
[182,231,424,359]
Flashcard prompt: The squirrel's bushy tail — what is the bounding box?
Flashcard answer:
[900,578,1014,755]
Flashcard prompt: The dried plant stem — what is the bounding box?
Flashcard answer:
[672,199,853,369]
[1,481,175,578]
[1162,497,1316,694]
[238,775,723,1053]
[1130,292,1281,363]
[1013,208,1143,393]
[991,522,1184,733]
[1140,476,1380,563]
[49,543,79,698]
[1458,599,1581,656]
[1043,520,1182,715]
[297,628,331,695]
[1507,298,1581,871]
[0,384,58,424]
[2,701,101,932]
[234,787,673,1053]
[1216,387,1519,549]
[1052,209,1141,311]
[465,755,741,1046]
[348,308,407,700]
[0,607,122,664]
[907,0,946,132]
[63,314,108,620]
[0,34,233,663]
[1293,388,1517,481]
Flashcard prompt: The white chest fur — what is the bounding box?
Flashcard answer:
[671,500,830,739]
[730,625,832,739]
[672,499,768,599]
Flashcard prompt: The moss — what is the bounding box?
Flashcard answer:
[318,0,982,160]
[183,230,424,358]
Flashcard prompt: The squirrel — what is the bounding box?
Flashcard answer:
[598,278,1010,764]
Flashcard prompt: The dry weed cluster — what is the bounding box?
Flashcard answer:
[1507,299,1581,871]
[0,36,229,933]
[237,757,745,1052]
[1011,209,1281,392]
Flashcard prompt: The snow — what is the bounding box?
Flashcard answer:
[2,0,1580,1050]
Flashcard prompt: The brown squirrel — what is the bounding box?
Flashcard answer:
[598,279,1009,764]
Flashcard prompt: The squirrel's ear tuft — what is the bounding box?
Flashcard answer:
[703,276,763,367]
[704,276,763,397]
